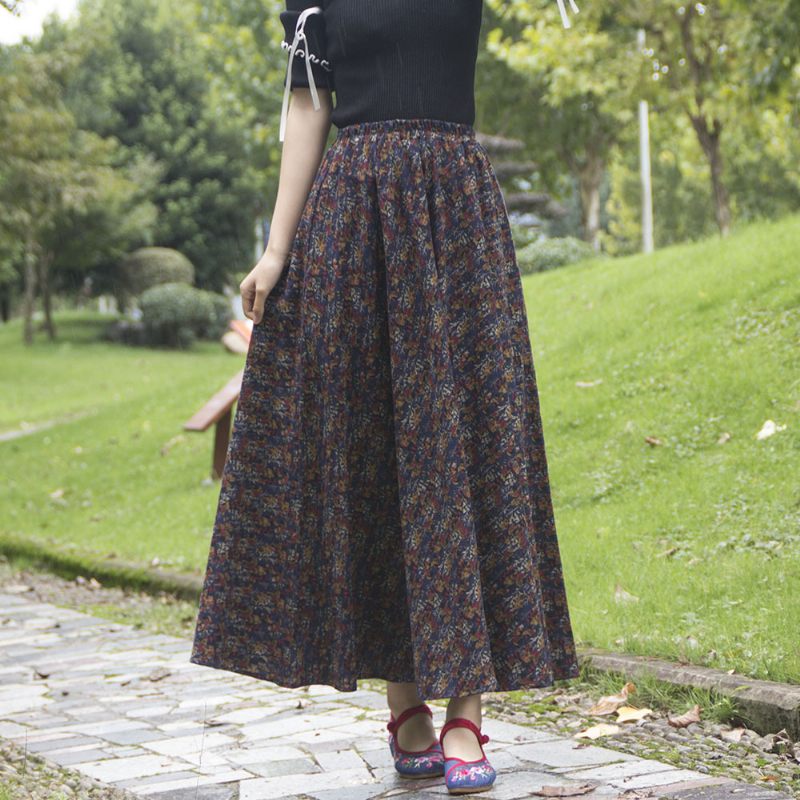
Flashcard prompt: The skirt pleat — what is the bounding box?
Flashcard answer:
[190,117,580,700]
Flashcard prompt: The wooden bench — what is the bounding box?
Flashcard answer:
[184,319,252,479]
[184,369,244,479]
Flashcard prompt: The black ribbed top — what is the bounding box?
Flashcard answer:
[280,0,483,129]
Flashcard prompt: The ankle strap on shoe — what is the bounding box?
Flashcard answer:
[439,717,490,747]
[387,702,433,735]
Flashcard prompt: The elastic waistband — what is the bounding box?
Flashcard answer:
[336,117,476,140]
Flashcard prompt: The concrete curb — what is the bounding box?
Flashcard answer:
[579,649,800,739]
[0,536,202,602]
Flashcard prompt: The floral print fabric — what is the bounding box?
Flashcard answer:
[190,117,580,701]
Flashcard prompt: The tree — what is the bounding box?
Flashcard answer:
[56,0,266,290]
[0,45,155,342]
[485,0,640,250]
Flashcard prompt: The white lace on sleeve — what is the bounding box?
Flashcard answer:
[279,6,328,142]
[556,0,580,28]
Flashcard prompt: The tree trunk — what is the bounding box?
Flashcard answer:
[689,113,731,237]
[23,249,37,346]
[38,255,57,340]
[679,5,732,237]
[577,149,605,251]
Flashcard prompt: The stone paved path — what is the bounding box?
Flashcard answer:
[0,592,791,800]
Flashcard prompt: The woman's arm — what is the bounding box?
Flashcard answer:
[241,86,333,325]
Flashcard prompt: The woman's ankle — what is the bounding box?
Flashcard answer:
[445,692,482,725]
[386,680,425,717]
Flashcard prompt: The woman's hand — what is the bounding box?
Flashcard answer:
[240,249,290,325]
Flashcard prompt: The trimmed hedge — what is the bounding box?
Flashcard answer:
[516,236,597,275]
[116,247,195,311]
[138,282,231,349]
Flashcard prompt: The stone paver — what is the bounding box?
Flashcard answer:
[0,592,792,800]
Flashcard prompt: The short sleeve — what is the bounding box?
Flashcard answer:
[279,1,334,93]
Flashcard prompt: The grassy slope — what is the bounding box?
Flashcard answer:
[524,213,799,683]
[1,214,798,682]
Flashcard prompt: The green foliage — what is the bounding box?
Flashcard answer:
[117,247,195,310]
[509,222,543,250]
[138,282,222,349]
[0,41,157,340]
[204,291,234,341]
[516,236,597,274]
[54,0,265,291]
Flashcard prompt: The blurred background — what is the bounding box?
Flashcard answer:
[1,0,798,689]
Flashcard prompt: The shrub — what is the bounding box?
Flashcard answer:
[516,236,597,275]
[509,223,541,251]
[139,282,215,349]
[116,247,195,312]
[202,291,234,341]
[103,318,148,346]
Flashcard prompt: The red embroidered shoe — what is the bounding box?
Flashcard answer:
[387,701,445,779]
[439,717,496,794]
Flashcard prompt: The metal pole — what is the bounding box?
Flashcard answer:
[638,28,654,254]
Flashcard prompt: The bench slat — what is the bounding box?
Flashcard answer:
[184,369,244,432]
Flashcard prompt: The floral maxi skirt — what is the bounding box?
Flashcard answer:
[189,117,580,701]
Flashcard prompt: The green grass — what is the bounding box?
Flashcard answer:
[1,312,236,572]
[523,213,800,683]
[1,213,798,684]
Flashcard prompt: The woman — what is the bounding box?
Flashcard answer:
[190,0,581,794]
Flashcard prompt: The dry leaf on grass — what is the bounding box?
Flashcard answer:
[616,705,654,723]
[720,726,746,743]
[574,723,621,739]
[756,419,786,440]
[587,682,636,715]
[614,584,639,603]
[533,782,599,796]
[667,704,701,728]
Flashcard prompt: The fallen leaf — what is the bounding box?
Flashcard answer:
[667,704,701,728]
[719,727,746,743]
[160,434,186,456]
[616,706,654,723]
[756,419,786,440]
[644,436,662,446]
[3,584,33,594]
[614,583,639,603]
[533,782,599,796]
[587,682,636,715]
[147,667,171,682]
[574,723,621,739]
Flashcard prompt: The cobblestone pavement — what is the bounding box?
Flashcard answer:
[0,592,793,800]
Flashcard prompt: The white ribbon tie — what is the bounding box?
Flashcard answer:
[279,5,325,142]
[556,0,580,28]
